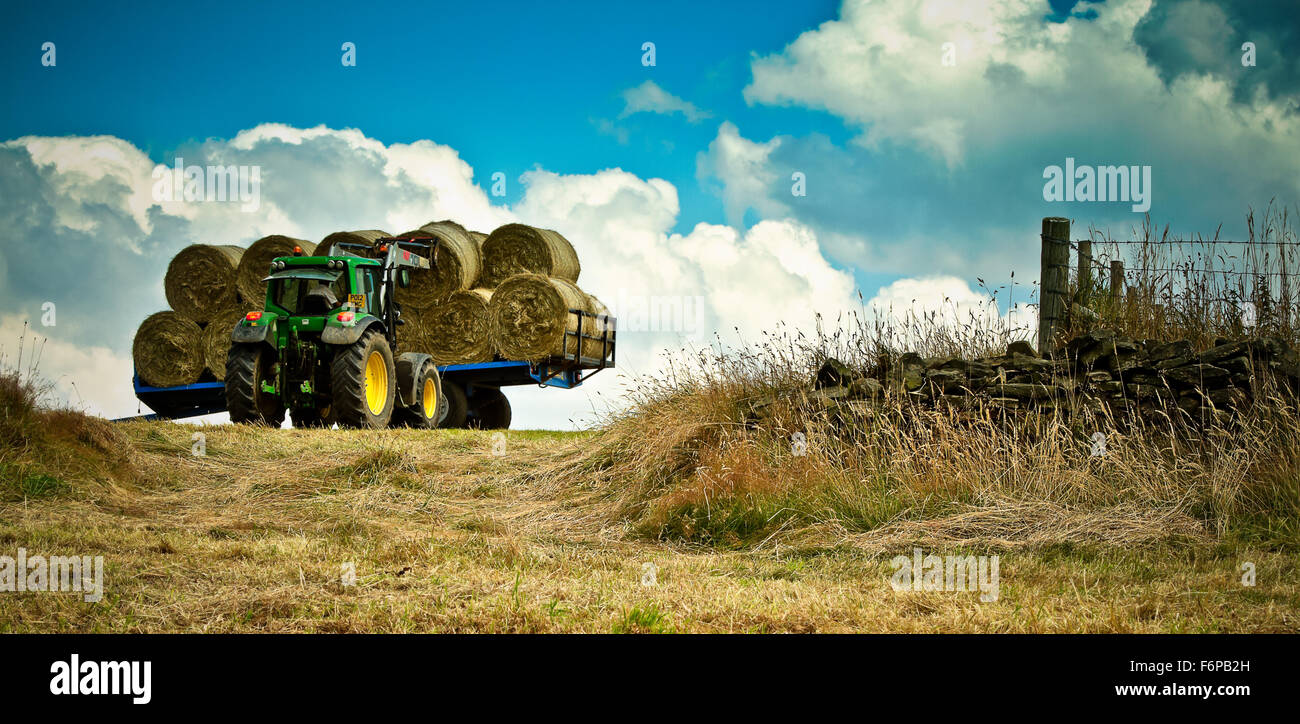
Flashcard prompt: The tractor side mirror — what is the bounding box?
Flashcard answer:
[398,269,411,288]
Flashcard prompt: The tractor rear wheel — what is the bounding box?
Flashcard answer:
[438,382,469,429]
[393,359,441,428]
[468,387,511,430]
[226,343,284,426]
[330,329,397,429]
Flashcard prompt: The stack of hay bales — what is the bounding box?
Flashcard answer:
[132,222,611,388]
[395,220,609,366]
[133,235,312,387]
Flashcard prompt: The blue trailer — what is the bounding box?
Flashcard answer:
[128,311,616,430]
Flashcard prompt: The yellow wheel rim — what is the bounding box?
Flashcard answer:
[364,351,388,415]
[422,377,437,419]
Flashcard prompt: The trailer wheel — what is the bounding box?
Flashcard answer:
[468,387,511,430]
[226,343,284,426]
[438,382,469,429]
[393,359,440,429]
[330,329,397,429]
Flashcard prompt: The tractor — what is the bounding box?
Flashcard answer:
[224,238,441,429]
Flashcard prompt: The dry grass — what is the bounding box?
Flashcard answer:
[0,420,1295,633]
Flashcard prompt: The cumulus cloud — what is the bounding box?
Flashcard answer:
[744,0,1300,181]
[0,125,860,428]
[697,0,1300,291]
[863,275,1036,345]
[620,81,712,123]
[695,122,789,227]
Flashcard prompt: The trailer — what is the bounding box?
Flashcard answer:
[126,309,616,429]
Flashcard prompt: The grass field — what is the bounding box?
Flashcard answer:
[1,416,1296,633]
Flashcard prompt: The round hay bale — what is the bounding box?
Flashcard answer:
[316,229,389,257]
[468,230,487,246]
[420,288,495,364]
[480,223,580,287]
[133,311,204,388]
[236,235,314,306]
[489,274,607,362]
[202,307,250,379]
[164,244,243,323]
[395,219,483,310]
[395,220,482,311]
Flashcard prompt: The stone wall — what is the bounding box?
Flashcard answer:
[799,332,1300,422]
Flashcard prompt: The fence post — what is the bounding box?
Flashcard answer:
[1039,217,1070,355]
[1110,260,1124,303]
[1077,238,1092,304]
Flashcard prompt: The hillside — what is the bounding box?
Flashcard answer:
[2,375,1297,632]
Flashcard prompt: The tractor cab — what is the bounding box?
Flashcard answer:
[225,240,438,430]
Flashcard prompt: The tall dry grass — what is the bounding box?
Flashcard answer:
[1069,204,1299,349]
[551,209,1300,551]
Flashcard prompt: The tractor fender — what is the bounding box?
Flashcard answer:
[322,316,384,346]
[231,318,271,345]
[395,352,434,408]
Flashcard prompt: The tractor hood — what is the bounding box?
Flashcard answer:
[262,268,338,282]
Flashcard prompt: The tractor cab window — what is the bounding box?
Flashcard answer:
[357,267,381,314]
[270,270,347,316]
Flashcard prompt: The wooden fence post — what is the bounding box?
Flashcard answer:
[1039,217,1071,355]
[1110,260,1124,303]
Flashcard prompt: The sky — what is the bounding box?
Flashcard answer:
[1,0,1297,428]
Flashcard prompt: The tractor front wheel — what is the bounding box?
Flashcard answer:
[226,343,284,426]
[392,359,441,429]
[331,330,397,429]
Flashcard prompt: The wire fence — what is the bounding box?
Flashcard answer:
[1048,209,1300,347]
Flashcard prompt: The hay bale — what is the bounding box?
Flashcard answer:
[480,223,580,287]
[164,244,243,323]
[316,229,389,257]
[468,230,487,246]
[133,312,204,388]
[489,274,609,362]
[236,235,314,306]
[417,288,495,364]
[395,220,483,311]
[202,307,250,378]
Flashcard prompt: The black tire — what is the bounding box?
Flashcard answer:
[290,405,333,429]
[438,382,469,429]
[330,329,397,429]
[468,387,511,430]
[226,343,284,426]
[392,360,441,429]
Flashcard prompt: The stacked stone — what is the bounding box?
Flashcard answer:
[784,332,1300,423]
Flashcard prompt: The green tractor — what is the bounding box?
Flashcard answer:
[225,239,442,429]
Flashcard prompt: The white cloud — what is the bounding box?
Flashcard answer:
[1,125,860,428]
[620,81,712,123]
[864,275,1035,338]
[0,316,138,419]
[744,0,1300,178]
[695,122,788,227]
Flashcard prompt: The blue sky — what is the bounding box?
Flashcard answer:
[2,0,1297,426]
[2,0,847,227]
